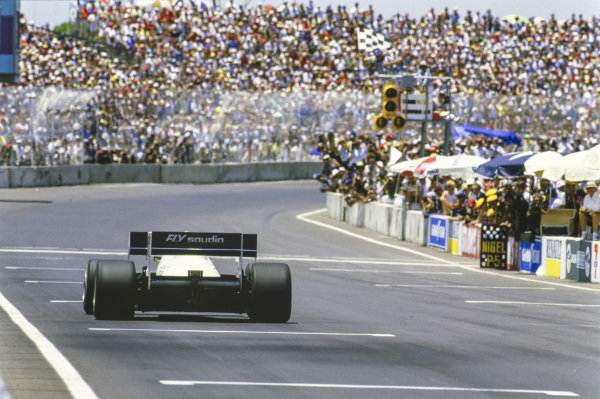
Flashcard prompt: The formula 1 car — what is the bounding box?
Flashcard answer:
[82,232,291,322]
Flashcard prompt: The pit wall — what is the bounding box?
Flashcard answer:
[326,192,599,283]
[0,162,321,188]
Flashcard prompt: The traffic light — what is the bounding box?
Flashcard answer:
[382,84,399,116]
[391,115,406,131]
[373,113,388,131]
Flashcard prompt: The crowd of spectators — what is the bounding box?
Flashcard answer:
[315,130,598,239]
[0,1,598,166]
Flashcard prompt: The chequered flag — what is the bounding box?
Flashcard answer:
[357,27,391,55]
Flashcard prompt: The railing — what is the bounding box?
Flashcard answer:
[1,86,598,166]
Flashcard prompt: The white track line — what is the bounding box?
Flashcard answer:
[0,248,126,256]
[89,328,394,338]
[0,290,97,398]
[50,300,83,303]
[311,268,463,275]
[158,380,579,397]
[466,301,600,307]
[6,266,82,271]
[377,285,555,290]
[25,280,80,284]
[261,256,455,266]
[297,209,600,293]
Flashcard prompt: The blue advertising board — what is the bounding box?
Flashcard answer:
[0,0,19,82]
[519,238,542,274]
[428,215,448,251]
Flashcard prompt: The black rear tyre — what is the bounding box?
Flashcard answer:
[247,263,291,323]
[83,259,99,314]
[93,260,136,320]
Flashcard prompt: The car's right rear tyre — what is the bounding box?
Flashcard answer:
[93,260,136,320]
[247,262,291,323]
[83,259,99,314]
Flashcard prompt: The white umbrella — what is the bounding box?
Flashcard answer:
[414,155,448,176]
[564,150,600,181]
[426,154,487,178]
[543,148,600,181]
[523,151,563,177]
[389,156,426,174]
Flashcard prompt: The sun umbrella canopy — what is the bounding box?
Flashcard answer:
[414,155,448,176]
[426,154,487,178]
[564,150,600,181]
[523,151,563,177]
[473,152,535,178]
[543,146,600,181]
[389,157,426,175]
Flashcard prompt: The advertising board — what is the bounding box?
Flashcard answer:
[459,223,481,259]
[428,215,448,251]
[480,224,509,269]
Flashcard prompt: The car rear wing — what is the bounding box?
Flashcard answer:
[129,232,258,258]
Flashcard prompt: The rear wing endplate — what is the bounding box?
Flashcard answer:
[129,232,258,258]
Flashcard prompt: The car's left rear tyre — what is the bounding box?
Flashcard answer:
[93,260,136,320]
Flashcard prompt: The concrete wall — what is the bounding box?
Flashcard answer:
[0,162,321,188]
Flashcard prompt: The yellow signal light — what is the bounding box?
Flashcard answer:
[382,84,399,116]
[391,115,406,131]
[374,114,388,131]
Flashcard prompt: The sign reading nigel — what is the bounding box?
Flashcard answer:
[480,224,509,269]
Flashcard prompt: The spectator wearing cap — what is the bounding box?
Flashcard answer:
[321,154,335,175]
[537,177,557,210]
[477,188,502,224]
[345,162,369,205]
[337,135,350,167]
[401,175,420,210]
[380,172,398,203]
[364,147,385,186]
[578,181,600,240]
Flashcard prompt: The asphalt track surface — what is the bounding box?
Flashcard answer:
[0,181,599,399]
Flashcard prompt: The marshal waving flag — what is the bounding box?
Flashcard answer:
[357,27,391,55]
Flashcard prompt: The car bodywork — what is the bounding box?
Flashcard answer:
[83,231,292,322]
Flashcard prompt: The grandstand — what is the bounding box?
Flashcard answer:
[0,2,598,166]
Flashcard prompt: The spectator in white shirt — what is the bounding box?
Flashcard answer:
[579,181,600,240]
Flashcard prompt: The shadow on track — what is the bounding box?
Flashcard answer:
[0,199,53,204]
[132,313,298,324]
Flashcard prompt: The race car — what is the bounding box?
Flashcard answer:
[82,231,291,322]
